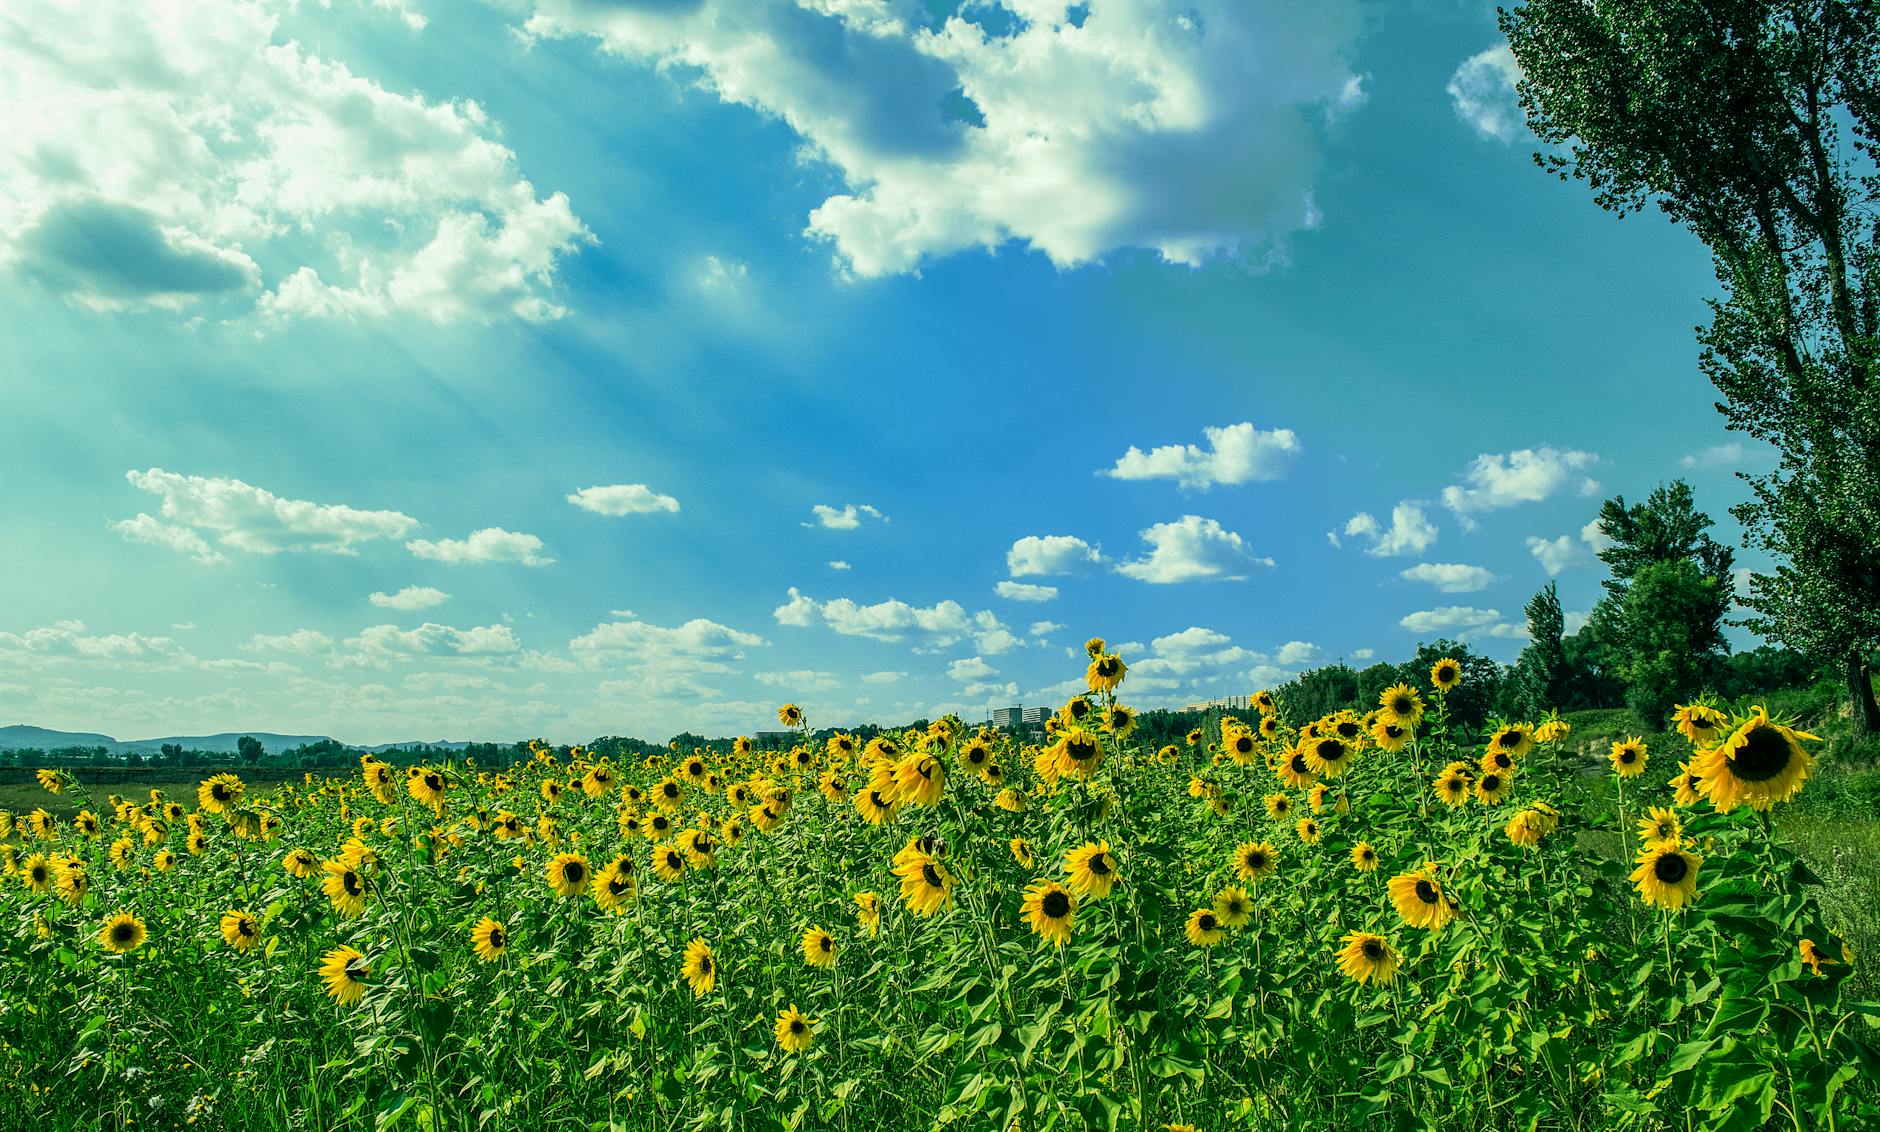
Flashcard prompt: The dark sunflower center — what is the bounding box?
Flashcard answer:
[1234,736,1254,753]
[1390,696,1412,716]
[1096,658,1119,677]
[1067,739,1098,761]
[1361,938,1384,960]
[1042,890,1071,918]
[1730,724,1793,783]
[346,960,367,979]
[922,863,943,888]
[1620,749,1637,764]
[1289,754,1309,774]
[1414,880,1438,905]
[212,785,231,800]
[489,928,505,947]
[790,1018,805,1033]
[1198,913,1218,931]
[1482,774,1502,791]
[1248,852,1267,870]
[424,774,441,790]
[698,957,712,975]
[610,878,630,896]
[1361,848,1375,861]
[1227,899,1246,914]
[818,935,831,951]
[1315,739,1345,761]
[968,748,985,764]
[238,921,254,936]
[1385,724,1406,739]
[343,873,362,895]
[564,862,585,883]
[1653,853,1690,883]
[111,923,136,944]
[1090,854,1112,876]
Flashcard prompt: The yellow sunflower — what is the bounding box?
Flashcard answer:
[1021,879,1076,946]
[322,861,368,917]
[319,945,370,1006]
[894,853,955,916]
[1064,841,1119,900]
[1636,807,1681,849]
[1350,842,1379,873]
[471,916,508,963]
[547,852,590,898]
[1608,737,1648,778]
[1233,840,1279,883]
[801,925,836,969]
[1429,657,1462,692]
[1694,708,1817,812]
[1377,683,1424,728]
[1336,931,1401,985]
[1212,884,1252,929]
[773,1004,815,1053]
[1086,652,1127,693]
[1388,868,1456,931]
[681,937,717,997]
[1629,844,1702,910]
[1672,702,1729,747]
[99,911,147,954]
[219,910,260,952]
[1184,907,1225,947]
[854,891,881,937]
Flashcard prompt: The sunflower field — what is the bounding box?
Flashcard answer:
[1,642,1875,1131]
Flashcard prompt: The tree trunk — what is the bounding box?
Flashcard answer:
[1848,649,1880,740]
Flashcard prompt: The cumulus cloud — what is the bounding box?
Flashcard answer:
[1274,640,1323,666]
[242,629,335,655]
[861,671,905,684]
[1399,606,1502,634]
[1007,535,1101,577]
[568,484,681,515]
[407,528,553,566]
[1528,518,1612,575]
[828,560,851,571]
[1680,442,1772,471]
[1400,562,1497,593]
[570,616,768,669]
[519,0,1365,277]
[1029,621,1062,637]
[0,620,192,667]
[1447,44,1524,142]
[0,0,589,322]
[1350,647,1375,660]
[115,468,416,558]
[1116,516,1271,583]
[369,586,450,611]
[1101,422,1300,489]
[806,503,887,530]
[1336,502,1438,557]
[995,580,1058,603]
[753,669,842,691]
[947,656,997,682]
[344,622,522,660]
[1441,447,1600,528]
[774,587,1016,652]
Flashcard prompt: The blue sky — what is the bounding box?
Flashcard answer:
[0,0,1771,744]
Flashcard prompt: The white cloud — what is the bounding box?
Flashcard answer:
[1116,515,1271,583]
[1101,421,1300,489]
[345,623,522,659]
[947,656,997,682]
[753,669,841,691]
[570,616,767,670]
[774,587,1015,652]
[828,560,851,571]
[1480,622,1531,641]
[1447,44,1524,142]
[860,671,904,684]
[407,527,553,566]
[1564,609,1591,635]
[109,513,227,565]
[1338,502,1438,557]
[696,254,749,292]
[1007,535,1100,577]
[1400,562,1497,593]
[1350,647,1375,660]
[1029,621,1062,637]
[0,621,191,667]
[1441,447,1600,528]
[1274,640,1323,666]
[806,503,887,530]
[117,468,416,558]
[369,586,450,611]
[995,580,1058,603]
[567,484,681,515]
[1526,535,1581,576]
[520,0,1365,277]
[0,0,588,322]
[1399,606,1502,634]
[1581,516,1615,553]
[243,629,334,655]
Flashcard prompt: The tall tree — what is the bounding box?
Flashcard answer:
[1503,0,1880,737]
[1511,581,1572,717]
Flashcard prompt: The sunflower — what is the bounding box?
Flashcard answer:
[653,777,685,811]
[1064,841,1119,900]
[1505,809,1543,849]
[647,845,683,883]
[1261,792,1292,822]
[407,768,446,809]
[322,861,368,917]
[153,850,177,872]
[1429,657,1462,693]
[1100,703,1137,738]
[1636,807,1681,848]
[1223,727,1260,765]
[1608,737,1648,778]
[319,946,370,1006]
[197,773,245,814]
[1022,879,1076,946]
[55,859,89,907]
[36,768,68,795]
[774,1004,815,1053]
[547,852,590,899]
[801,925,836,968]
[1086,653,1127,693]
[220,910,260,952]
[1672,702,1729,747]
[1212,884,1252,929]
[96,911,146,954]
[1010,837,1035,869]
[854,786,899,825]
[20,854,51,895]
[1433,762,1473,807]
[1350,842,1379,873]
[1336,932,1401,986]
[1671,760,1705,808]
[1475,771,1511,805]
[892,754,946,806]
[1295,817,1322,845]
[1377,683,1424,728]
[894,853,955,916]
[854,891,881,937]
[73,810,100,837]
[1184,907,1225,947]
[1799,938,1840,977]
[1388,868,1456,931]
[1302,735,1357,779]
[1488,724,1535,762]
[1629,844,1702,910]
[1054,727,1104,781]
[471,916,508,963]
[681,937,717,997]
[777,703,804,728]
[1695,708,1817,813]
[1369,719,1411,753]
[1233,840,1278,884]
[1277,749,1317,790]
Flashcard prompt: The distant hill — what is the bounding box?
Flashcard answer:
[0,724,475,756]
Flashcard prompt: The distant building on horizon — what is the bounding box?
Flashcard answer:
[1020,706,1051,725]
[991,706,1023,730]
[1176,695,1254,714]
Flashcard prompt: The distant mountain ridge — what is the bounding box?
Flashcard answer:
[0,724,475,755]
